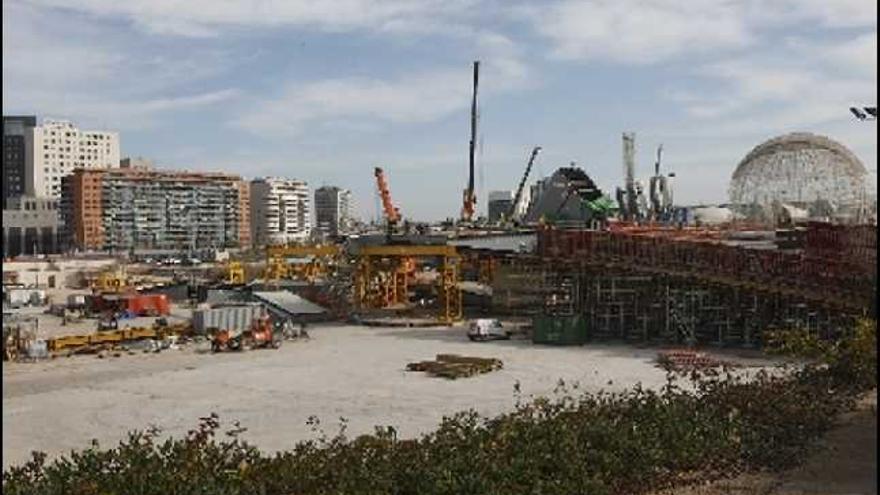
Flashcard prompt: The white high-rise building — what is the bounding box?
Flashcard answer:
[24,119,120,199]
[250,177,311,246]
[314,186,354,237]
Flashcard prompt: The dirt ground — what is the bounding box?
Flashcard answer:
[3,324,710,468]
[656,390,877,495]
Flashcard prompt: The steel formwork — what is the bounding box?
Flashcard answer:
[537,226,876,312]
[489,224,873,346]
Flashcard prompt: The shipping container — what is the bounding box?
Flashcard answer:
[192,304,263,335]
[125,294,170,316]
[532,315,587,345]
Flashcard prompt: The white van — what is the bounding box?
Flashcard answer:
[468,319,511,341]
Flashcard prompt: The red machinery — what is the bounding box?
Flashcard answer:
[374,167,401,230]
[211,314,281,352]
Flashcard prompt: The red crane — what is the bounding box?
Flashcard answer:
[374,167,401,228]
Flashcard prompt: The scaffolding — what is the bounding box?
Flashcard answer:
[489,224,874,346]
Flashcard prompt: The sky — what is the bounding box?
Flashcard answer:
[3,0,877,221]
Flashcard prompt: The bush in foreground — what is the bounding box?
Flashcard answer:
[3,319,875,495]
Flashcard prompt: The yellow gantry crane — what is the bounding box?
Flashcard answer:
[264,244,342,285]
[354,244,462,324]
[225,261,246,285]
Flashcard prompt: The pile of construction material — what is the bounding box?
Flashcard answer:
[406,354,503,380]
[656,349,732,371]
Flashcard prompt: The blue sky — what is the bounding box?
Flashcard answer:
[3,0,876,221]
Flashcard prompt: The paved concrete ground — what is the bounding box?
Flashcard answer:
[3,324,685,468]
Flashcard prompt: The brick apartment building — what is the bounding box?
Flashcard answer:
[61,167,250,252]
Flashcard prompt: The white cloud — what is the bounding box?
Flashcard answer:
[3,1,240,130]
[526,0,751,63]
[22,0,480,38]
[817,32,878,78]
[524,0,877,65]
[234,69,474,135]
[10,88,240,130]
[749,0,878,29]
[671,31,877,129]
[235,31,531,136]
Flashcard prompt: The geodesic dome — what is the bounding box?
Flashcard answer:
[729,132,867,210]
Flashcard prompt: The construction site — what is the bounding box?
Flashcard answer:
[2,62,877,472]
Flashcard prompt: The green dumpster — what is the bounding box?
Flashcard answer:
[532,315,587,345]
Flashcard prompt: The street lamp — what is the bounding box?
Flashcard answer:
[850,106,877,121]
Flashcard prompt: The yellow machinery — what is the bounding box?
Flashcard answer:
[91,267,129,293]
[265,244,342,285]
[355,244,462,324]
[226,261,246,285]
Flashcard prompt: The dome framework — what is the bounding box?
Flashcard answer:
[729,132,869,221]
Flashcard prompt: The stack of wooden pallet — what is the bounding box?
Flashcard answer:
[656,349,729,371]
[406,354,503,379]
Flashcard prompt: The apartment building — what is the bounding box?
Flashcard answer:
[61,167,249,252]
[314,186,353,237]
[25,119,120,199]
[3,116,37,206]
[250,178,311,247]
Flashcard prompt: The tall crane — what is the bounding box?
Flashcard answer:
[374,167,401,236]
[508,146,542,223]
[461,61,479,223]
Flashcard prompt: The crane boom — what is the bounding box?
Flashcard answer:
[508,146,542,220]
[374,167,400,225]
[461,61,479,222]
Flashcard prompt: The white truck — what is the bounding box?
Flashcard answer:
[467,318,511,342]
